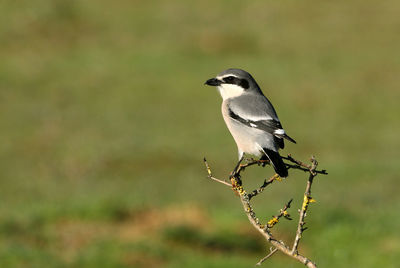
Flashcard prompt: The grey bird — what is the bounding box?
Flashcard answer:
[205,68,296,177]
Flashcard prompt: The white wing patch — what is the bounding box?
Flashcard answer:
[274,129,285,135]
[250,123,257,127]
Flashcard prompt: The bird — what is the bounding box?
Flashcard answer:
[204,68,296,178]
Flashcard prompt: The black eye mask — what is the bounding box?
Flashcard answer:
[223,76,249,89]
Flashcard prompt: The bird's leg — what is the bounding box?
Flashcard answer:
[231,156,244,176]
[230,156,244,186]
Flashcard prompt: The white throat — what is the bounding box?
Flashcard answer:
[217,84,244,100]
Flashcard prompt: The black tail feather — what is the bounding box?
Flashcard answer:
[261,148,288,178]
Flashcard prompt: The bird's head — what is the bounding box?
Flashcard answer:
[204,68,261,100]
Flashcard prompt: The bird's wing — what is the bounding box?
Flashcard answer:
[227,96,296,146]
[228,94,280,121]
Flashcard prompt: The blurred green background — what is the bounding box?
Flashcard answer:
[1,0,399,267]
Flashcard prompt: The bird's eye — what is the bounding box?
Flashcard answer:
[224,76,235,83]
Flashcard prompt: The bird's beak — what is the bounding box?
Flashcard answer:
[204,78,222,86]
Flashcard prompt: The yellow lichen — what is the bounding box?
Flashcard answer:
[267,216,279,227]
[302,195,316,210]
[283,210,289,216]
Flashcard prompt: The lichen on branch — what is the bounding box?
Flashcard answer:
[203,155,327,267]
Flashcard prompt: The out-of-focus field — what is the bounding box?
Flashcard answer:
[1,0,399,267]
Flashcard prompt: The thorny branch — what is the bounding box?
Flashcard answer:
[203,155,327,267]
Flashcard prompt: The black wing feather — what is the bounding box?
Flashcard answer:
[228,108,296,146]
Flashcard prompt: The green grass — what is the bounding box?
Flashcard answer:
[1,0,400,267]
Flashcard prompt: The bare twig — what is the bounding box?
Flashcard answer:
[248,174,280,200]
[255,247,278,266]
[284,154,327,175]
[233,159,270,176]
[203,154,327,267]
[292,156,318,254]
[203,158,231,187]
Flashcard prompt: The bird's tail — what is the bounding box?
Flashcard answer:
[261,148,288,178]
